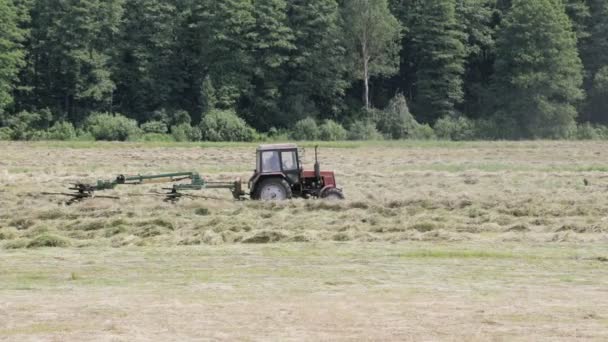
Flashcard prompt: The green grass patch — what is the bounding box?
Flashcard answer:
[392,249,516,259]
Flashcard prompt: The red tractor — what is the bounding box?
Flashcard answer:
[249,144,345,201]
[61,144,344,203]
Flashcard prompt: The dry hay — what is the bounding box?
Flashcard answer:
[1,141,608,247]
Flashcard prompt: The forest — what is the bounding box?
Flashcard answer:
[1,0,607,141]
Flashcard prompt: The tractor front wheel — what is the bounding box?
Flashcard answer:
[256,178,292,201]
[321,188,345,200]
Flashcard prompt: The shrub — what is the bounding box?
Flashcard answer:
[290,117,319,140]
[199,109,256,142]
[151,109,192,126]
[348,120,383,140]
[376,94,434,139]
[267,127,290,141]
[0,127,12,140]
[85,112,142,141]
[319,120,347,141]
[172,124,202,142]
[2,109,52,140]
[434,116,477,141]
[574,123,608,140]
[141,120,168,134]
[47,121,76,140]
[139,133,174,142]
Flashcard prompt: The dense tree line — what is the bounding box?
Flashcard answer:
[1,0,607,141]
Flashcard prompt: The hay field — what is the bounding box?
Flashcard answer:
[1,141,608,246]
[1,141,608,340]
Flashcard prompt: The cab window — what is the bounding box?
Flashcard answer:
[261,151,281,172]
[281,151,298,171]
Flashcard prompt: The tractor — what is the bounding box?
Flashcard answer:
[59,144,344,203]
[249,144,344,201]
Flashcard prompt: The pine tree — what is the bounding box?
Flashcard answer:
[0,0,27,113]
[245,0,295,129]
[492,0,584,138]
[197,0,256,110]
[343,0,402,110]
[113,0,179,121]
[283,0,348,122]
[21,0,124,121]
[456,0,496,118]
[410,0,467,122]
[580,0,608,123]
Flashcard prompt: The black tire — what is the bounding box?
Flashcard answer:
[321,188,345,200]
[255,178,292,201]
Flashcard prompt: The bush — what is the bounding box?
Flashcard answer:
[290,117,319,140]
[0,127,12,140]
[199,109,256,142]
[434,116,477,141]
[574,123,608,140]
[348,120,383,140]
[151,109,192,126]
[141,120,168,134]
[319,120,347,141]
[85,112,142,141]
[139,133,175,142]
[172,124,202,142]
[47,121,76,140]
[1,109,53,140]
[376,94,434,139]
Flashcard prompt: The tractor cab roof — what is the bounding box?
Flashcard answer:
[257,144,298,151]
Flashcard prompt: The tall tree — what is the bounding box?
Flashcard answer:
[0,0,27,113]
[410,0,467,122]
[492,0,584,138]
[580,0,608,123]
[197,0,256,110]
[243,0,295,129]
[343,0,402,110]
[19,0,124,121]
[457,0,496,118]
[283,0,349,122]
[113,0,179,121]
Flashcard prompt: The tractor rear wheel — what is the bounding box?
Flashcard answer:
[321,188,345,200]
[256,178,292,201]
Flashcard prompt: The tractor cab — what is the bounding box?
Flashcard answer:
[249,144,344,201]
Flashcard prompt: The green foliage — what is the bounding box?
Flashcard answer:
[138,133,174,142]
[23,0,123,118]
[348,120,383,141]
[171,124,202,142]
[319,120,347,141]
[1,0,607,140]
[290,117,319,140]
[410,0,467,121]
[574,122,608,140]
[492,0,584,139]
[377,94,435,139]
[47,122,76,141]
[1,109,52,140]
[85,113,142,141]
[199,109,256,142]
[0,127,12,140]
[434,116,477,141]
[141,121,168,134]
[285,0,348,121]
[0,0,27,111]
[343,0,402,108]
